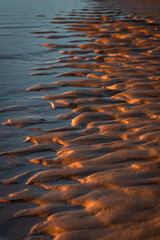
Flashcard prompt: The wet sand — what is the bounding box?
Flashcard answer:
[0,0,160,239]
[99,0,160,15]
[121,0,160,19]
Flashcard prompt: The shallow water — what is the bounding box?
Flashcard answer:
[0,0,160,239]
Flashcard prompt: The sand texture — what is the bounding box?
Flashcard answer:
[0,0,160,239]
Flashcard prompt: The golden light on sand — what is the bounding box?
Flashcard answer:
[0,0,160,239]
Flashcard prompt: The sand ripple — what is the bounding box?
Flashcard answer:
[0,4,160,240]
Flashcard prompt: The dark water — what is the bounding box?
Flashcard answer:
[0,0,85,153]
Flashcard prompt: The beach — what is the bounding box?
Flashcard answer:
[0,0,160,239]
[96,0,160,18]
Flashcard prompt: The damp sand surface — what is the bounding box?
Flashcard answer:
[0,0,160,239]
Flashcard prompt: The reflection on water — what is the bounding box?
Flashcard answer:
[0,0,160,239]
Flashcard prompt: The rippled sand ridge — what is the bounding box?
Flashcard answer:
[0,1,160,239]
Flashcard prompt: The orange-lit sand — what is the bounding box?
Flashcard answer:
[0,1,160,239]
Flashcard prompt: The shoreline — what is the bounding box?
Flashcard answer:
[93,0,160,21]
[0,0,160,239]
